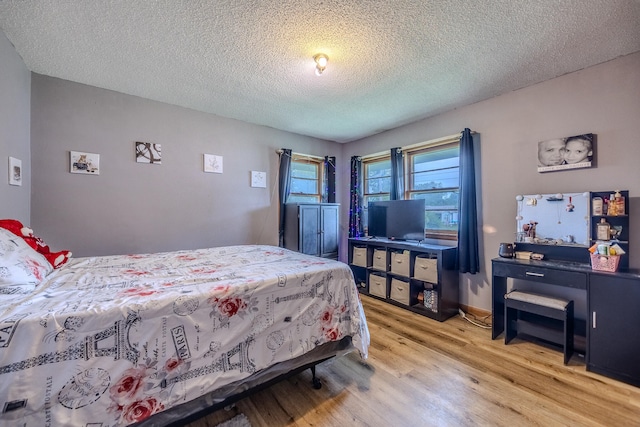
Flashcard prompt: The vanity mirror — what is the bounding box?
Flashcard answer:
[515,192,589,247]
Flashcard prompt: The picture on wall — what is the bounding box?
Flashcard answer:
[537,133,596,173]
[70,151,100,175]
[136,142,162,164]
[8,157,22,186]
[204,154,223,173]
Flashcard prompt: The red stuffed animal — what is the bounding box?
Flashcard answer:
[0,219,72,268]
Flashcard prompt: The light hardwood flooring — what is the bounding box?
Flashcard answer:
[186,295,640,426]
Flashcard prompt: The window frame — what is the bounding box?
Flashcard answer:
[360,136,461,240]
[288,154,323,203]
[405,139,460,240]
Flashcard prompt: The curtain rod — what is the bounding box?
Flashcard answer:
[362,131,473,160]
[275,149,325,161]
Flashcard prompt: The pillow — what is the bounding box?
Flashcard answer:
[0,227,53,286]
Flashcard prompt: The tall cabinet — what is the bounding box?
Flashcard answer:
[588,272,640,387]
[284,203,339,259]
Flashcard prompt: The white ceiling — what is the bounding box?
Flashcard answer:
[1,1,639,143]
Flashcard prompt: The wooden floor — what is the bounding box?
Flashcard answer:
[186,295,640,427]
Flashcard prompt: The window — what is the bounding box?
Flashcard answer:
[406,142,460,239]
[362,157,391,230]
[288,155,322,203]
[359,136,460,239]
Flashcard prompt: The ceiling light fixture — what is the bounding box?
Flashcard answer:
[314,53,328,76]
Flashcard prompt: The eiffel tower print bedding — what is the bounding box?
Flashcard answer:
[0,245,370,426]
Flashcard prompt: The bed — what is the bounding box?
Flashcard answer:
[0,228,369,426]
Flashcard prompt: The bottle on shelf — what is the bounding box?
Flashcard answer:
[612,190,625,215]
[592,197,603,215]
[596,218,611,241]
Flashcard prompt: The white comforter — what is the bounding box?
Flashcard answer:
[0,245,369,426]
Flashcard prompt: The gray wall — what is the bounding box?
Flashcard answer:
[341,52,640,311]
[0,31,31,223]
[30,75,342,256]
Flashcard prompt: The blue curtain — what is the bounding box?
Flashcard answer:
[323,156,336,203]
[457,129,480,273]
[349,156,364,238]
[278,149,292,247]
[390,147,404,200]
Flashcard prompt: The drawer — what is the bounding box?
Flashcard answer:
[414,256,438,283]
[372,249,387,271]
[493,262,587,289]
[369,273,387,298]
[352,246,367,267]
[390,278,410,305]
[390,250,410,277]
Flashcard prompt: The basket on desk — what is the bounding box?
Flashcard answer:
[590,253,621,272]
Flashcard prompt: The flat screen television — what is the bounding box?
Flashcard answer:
[368,199,426,241]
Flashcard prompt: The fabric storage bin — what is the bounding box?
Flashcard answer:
[414,255,438,283]
[368,273,387,298]
[390,250,410,277]
[352,246,367,267]
[372,248,387,271]
[390,278,410,305]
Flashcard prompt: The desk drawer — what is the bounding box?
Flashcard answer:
[493,262,587,289]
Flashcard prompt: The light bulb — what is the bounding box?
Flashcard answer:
[316,56,327,68]
[313,53,328,76]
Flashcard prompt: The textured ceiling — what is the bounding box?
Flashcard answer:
[1,1,639,143]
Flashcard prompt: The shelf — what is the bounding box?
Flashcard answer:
[410,304,439,316]
[348,238,458,322]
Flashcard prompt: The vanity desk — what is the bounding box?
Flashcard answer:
[492,256,640,387]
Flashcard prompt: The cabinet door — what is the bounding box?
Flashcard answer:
[589,274,640,385]
[320,205,339,258]
[299,205,320,256]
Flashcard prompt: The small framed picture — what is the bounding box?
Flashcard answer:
[537,133,596,173]
[204,154,223,173]
[136,142,162,164]
[251,171,267,188]
[70,151,100,175]
[8,157,22,186]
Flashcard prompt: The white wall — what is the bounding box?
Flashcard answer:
[30,75,343,256]
[341,52,640,311]
[0,31,31,223]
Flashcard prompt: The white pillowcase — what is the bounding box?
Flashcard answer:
[0,227,53,286]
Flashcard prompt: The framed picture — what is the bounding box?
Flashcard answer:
[250,171,267,188]
[204,154,223,173]
[70,151,100,175]
[136,142,162,164]
[8,157,22,186]
[537,133,596,173]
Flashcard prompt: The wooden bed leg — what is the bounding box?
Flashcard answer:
[310,366,322,389]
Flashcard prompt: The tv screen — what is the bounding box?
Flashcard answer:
[368,199,426,241]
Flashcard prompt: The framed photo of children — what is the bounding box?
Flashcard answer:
[537,133,596,173]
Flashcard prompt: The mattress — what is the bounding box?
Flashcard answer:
[0,245,369,426]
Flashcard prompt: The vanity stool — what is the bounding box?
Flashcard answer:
[504,290,574,364]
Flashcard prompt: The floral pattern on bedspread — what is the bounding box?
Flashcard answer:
[0,245,369,426]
